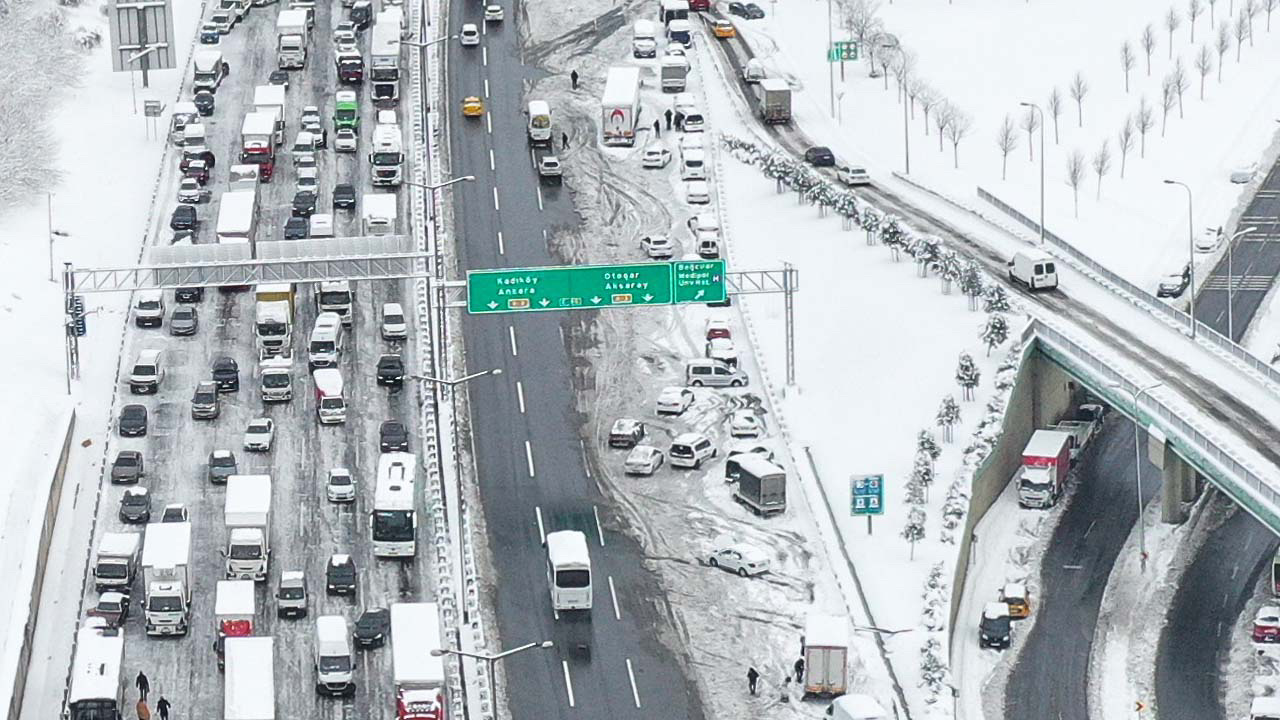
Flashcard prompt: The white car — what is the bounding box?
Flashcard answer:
[460,23,480,45]
[484,3,503,21]
[704,317,732,340]
[725,440,774,463]
[1194,227,1223,253]
[335,128,358,152]
[836,165,871,186]
[708,543,770,577]
[326,468,356,502]
[678,133,704,153]
[687,213,720,241]
[705,337,738,366]
[297,166,319,191]
[381,302,408,340]
[664,45,686,58]
[177,178,208,204]
[333,28,357,50]
[656,386,695,415]
[1230,164,1256,183]
[243,418,275,452]
[729,410,762,438]
[642,143,672,168]
[624,445,665,475]
[685,180,710,204]
[641,234,675,259]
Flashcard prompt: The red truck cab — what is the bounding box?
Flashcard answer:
[397,688,444,720]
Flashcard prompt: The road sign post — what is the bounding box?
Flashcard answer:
[827,40,859,62]
[851,474,884,535]
[466,260,726,314]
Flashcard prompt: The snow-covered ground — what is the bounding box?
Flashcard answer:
[0,0,202,715]
[735,0,1280,293]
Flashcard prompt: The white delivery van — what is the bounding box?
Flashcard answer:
[632,19,657,57]
[314,615,355,696]
[308,313,345,369]
[313,368,347,424]
[1007,250,1057,290]
[527,100,552,146]
[193,50,229,91]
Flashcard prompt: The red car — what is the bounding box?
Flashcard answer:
[1254,606,1280,643]
[86,591,131,628]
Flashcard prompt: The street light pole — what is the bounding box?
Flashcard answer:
[433,640,554,714]
[1164,179,1196,338]
[403,175,477,192]
[1108,381,1161,572]
[1226,225,1256,342]
[402,33,456,48]
[1019,102,1045,246]
[412,368,503,489]
[826,0,835,118]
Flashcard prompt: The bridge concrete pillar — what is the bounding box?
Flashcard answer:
[1146,427,1190,524]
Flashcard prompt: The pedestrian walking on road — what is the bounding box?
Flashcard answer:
[793,657,805,683]
[747,666,760,695]
[156,697,171,720]
[570,69,579,89]
[653,119,661,137]
[561,131,569,150]
[135,700,150,720]
[674,110,685,130]
[664,108,673,129]
[135,671,150,702]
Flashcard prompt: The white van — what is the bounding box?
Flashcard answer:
[1007,250,1058,290]
[527,100,552,146]
[680,148,707,180]
[309,213,334,238]
[129,349,166,394]
[313,368,347,424]
[632,19,657,57]
[134,290,165,328]
[1251,697,1280,720]
[308,312,345,369]
[827,694,888,720]
[314,615,355,696]
[670,432,717,469]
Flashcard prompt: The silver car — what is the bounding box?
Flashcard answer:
[624,445,664,476]
[169,306,199,336]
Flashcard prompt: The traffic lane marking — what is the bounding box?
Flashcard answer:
[516,380,526,413]
[509,325,518,356]
[562,660,576,707]
[525,439,535,477]
[608,575,621,620]
[625,658,641,707]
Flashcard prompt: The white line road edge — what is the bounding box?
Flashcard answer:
[592,504,605,546]
[562,660,576,707]
[608,575,621,621]
[626,658,641,708]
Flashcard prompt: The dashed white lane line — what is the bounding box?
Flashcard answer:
[529,147,537,166]
[625,658,641,707]
[562,661,576,707]
[525,439,535,477]
[484,77,491,98]
[536,184,544,211]
[580,438,591,479]
[497,230,505,255]
[492,187,500,211]
[489,148,496,171]
[508,325,518,356]
[608,575,621,620]
[593,504,605,546]
[516,380,526,413]
[486,112,492,133]
[482,46,488,65]
[535,505,546,544]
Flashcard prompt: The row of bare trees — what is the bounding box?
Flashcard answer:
[1122,0,1273,93]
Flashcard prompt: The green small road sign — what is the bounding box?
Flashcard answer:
[828,40,859,62]
[850,474,884,516]
[467,260,726,314]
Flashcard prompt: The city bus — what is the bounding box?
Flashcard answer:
[373,452,417,557]
[67,620,124,720]
[546,530,592,612]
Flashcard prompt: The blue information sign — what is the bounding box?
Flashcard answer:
[850,474,885,516]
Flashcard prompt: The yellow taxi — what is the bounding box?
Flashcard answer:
[712,18,736,38]
[999,582,1031,620]
[462,96,485,117]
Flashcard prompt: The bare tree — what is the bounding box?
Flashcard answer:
[1217,21,1232,78]
[1267,0,1278,30]
[1120,41,1136,92]
[1160,76,1177,135]
[1246,0,1260,40]
[877,46,896,89]
[838,0,883,73]
[1020,105,1041,160]
[996,114,1018,179]
[1194,43,1214,97]
[934,101,954,153]
[893,49,917,104]
[1136,95,1155,156]
[1092,140,1113,199]
[1117,116,1135,177]
[1235,10,1250,58]
[917,85,939,135]
[1189,0,1204,40]
[1069,73,1089,127]
[1172,58,1190,116]
[1047,87,1064,142]
[907,78,923,118]
[946,110,973,168]
[1166,6,1183,56]
[1066,150,1086,217]
[1141,24,1159,74]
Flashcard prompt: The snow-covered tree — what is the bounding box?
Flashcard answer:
[862,207,882,245]
[936,395,962,443]
[936,247,962,294]
[934,101,955,153]
[918,85,939,135]
[918,637,950,699]
[1194,44,1214,98]
[1092,140,1113,199]
[945,109,973,168]
[960,261,985,311]
[1066,149,1086,217]
[1069,72,1089,127]
[983,284,1011,314]
[1189,0,1204,40]
[941,480,970,538]
[1246,0,1260,41]
[901,506,926,559]
[1160,75,1177,135]
[1047,87,1064,143]
[1234,10,1250,59]
[837,0,882,73]
[1172,58,1190,115]
[996,114,1018,179]
[1165,6,1183,57]
[917,429,942,469]
[1117,115,1135,177]
[1266,0,1278,30]
[1141,23,1159,74]
[956,352,981,401]
[909,453,932,503]
[981,313,1011,356]
[1120,41,1136,92]
[1217,21,1233,78]
[880,214,906,258]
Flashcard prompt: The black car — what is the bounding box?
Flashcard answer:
[379,421,409,452]
[211,355,240,392]
[199,23,221,44]
[291,190,318,217]
[208,450,237,484]
[118,488,151,524]
[804,146,835,167]
[353,608,390,648]
[110,450,144,484]
[1157,264,1192,298]
[979,603,1012,649]
[194,89,216,117]
[175,286,204,303]
[376,354,405,387]
[743,2,765,18]
[170,205,199,231]
[119,404,148,437]
[333,183,357,210]
[268,70,290,88]
[326,554,357,595]
[284,216,310,240]
[727,2,748,17]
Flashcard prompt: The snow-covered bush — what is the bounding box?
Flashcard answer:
[936,395,961,443]
[74,26,101,50]
[980,313,1010,355]
[955,352,981,400]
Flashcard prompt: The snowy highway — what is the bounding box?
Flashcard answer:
[81,1,431,717]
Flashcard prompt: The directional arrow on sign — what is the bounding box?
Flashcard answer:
[487,301,499,309]
[642,294,654,302]
[693,290,705,299]
[539,298,551,307]
[591,296,602,304]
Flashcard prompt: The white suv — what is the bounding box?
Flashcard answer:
[380,302,407,340]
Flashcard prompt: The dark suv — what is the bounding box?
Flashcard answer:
[211,356,239,391]
[804,146,835,167]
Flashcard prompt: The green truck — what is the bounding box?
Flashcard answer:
[333,90,359,131]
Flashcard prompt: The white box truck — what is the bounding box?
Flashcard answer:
[276,9,309,69]
[225,636,276,720]
[601,66,641,146]
[141,521,193,636]
[391,603,446,720]
[260,353,293,402]
[369,124,405,186]
[370,14,401,104]
[253,84,288,145]
[802,613,849,698]
[224,474,273,581]
[660,54,689,92]
[93,531,142,592]
[217,189,259,253]
[362,192,397,235]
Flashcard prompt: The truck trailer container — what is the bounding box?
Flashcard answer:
[225,636,276,720]
[802,613,849,698]
[276,9,309,68]
[141,521,193,636]
[601,66,642,146]
[216,190,259,251]
[754,78,792,124]
[392,603,446,720]
[1016,430,1072,508]
[731,454,787,516]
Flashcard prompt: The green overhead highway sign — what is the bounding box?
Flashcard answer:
[467,260,726,314]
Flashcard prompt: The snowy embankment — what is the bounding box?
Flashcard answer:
[0,0,202,716]
[736,0,1280,294]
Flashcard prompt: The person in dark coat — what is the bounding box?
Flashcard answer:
[562,132,569,149]
[664,108,673,129]
[570,69,579,89]
[747,666,760,695]
[793,657,805,682]
[674,110,685,130]
[156,697,171,720]
[653,119,661,136]
[135,672,150,702]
